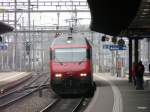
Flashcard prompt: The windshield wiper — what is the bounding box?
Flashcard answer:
[78,58,86,65]
[55,57,63,65]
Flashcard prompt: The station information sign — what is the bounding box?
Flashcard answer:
[0,43,8,50]
[103,44,127,50]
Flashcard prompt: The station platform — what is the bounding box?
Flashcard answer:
[112,74,150,112]
[0,72,32,93]
[86,73,150,112]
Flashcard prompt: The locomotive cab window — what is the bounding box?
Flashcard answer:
[87,49,92,59]
[54,48,87,62]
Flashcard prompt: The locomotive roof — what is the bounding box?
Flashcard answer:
[51,36,90,47]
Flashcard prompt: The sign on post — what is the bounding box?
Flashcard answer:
[103,44,127,50]
[0,43,7,50]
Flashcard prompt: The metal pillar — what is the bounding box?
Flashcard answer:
[22,17,26,71]
[148,38,150,62]
[98,38,101,72]
[13,0,17,70]
[134,39,144,90]
[32,20,35,71]
[56,5,60,28]
[111,51,115,76]
[41,33,44,73]
[1,49,4,70]
[129,38,132,82]
[28,0,31,71]
[91,32,93,44]
[148,39,150,74]
[134,39,139,65]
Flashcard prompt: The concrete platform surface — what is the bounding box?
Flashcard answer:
[85,73,150,112]
[0,72,32,93]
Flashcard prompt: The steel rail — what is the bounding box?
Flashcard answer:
[71,97,84,112]
[40,97,84,112]
[0,75,49,109]
[40,99,61,112]
[0,74,43,98]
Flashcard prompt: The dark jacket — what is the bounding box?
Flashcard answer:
[137,63,145,78]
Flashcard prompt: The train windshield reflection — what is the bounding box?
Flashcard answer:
[55,48,86,62]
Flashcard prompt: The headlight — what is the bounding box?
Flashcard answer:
[55,73,62,78]
[80,73,87,77]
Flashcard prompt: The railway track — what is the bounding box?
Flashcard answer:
[0,74,49,109]
[40,97,85,112]
[0,74,43,98]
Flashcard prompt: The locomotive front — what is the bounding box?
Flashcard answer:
[50,37,95,96]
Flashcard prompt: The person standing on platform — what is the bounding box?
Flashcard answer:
[136,61,145,90]
[131,62,136,86]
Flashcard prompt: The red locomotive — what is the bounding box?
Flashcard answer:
[49,36,95,96]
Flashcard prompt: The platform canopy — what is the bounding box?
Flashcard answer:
[0,21,13,34]
[128,0,150,38]
[87,0,142,36]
